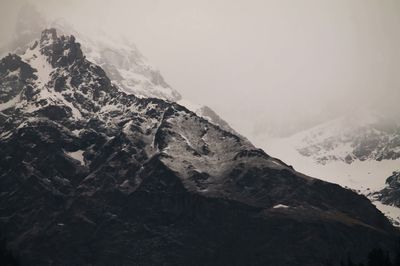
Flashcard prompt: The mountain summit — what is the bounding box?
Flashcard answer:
[1,4,181,102]
[0,29,398,266]
[1,4,238,133]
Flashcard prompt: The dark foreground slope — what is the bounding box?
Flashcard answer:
[0,29,398,266]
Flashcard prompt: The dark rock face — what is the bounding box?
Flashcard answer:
[0,54,36,103]
[40,29,84,68]
[0,29,399,266]
[377,171,400,208]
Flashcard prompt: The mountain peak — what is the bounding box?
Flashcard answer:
[38,28,84,68]
[2,5,182,102]
[40,28,58,45]
[0,29,114,120]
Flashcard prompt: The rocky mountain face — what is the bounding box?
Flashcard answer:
[0,29,399,266]
[378,171,400,207]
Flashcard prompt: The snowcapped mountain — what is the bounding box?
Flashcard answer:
[253,110,400,225]
[1,4,234,132]
[51,20,182,102]
[2,5,181,102]
[0,28,398,265]
[290,111,400,165]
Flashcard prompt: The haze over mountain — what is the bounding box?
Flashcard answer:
[0,3,239,137]
[2,0,400,138]
[0,25,398,266]
[1,1,400,265]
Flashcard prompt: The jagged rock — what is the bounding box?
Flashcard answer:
[377,171,400,207]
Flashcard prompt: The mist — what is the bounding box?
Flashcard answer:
[2,0,400,138]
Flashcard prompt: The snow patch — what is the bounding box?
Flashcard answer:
[0,93,21,111]
[273,204,290,209]
[7,68,21,77]
[65,150,85,165]
[71,129,83,136]
[21,44,53,85]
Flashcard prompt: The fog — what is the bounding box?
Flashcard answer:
[2,0,400,137]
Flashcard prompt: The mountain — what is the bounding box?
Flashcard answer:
[0,28,399,266]
[51,20,182,102]
[287,111,400,165]
[1,4,234,132]
[253,111,400,225]
[1,4,181,102]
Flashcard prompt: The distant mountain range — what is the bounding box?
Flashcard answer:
[290,111,400,165]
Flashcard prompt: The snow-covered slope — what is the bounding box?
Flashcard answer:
[252,110,400,225]
[285,111,400,165]
[50,20,181,101]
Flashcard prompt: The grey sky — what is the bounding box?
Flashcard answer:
[1,0,400,137]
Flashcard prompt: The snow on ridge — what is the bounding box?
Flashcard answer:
[273,204,290,209]
[7,68,21,77]
[10,39,85,120]
[0,93,21,111]
[21,42,53,85]
[4,18,184,104]
[51,22,181,102]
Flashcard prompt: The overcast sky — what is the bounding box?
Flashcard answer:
[1,0,400,137]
